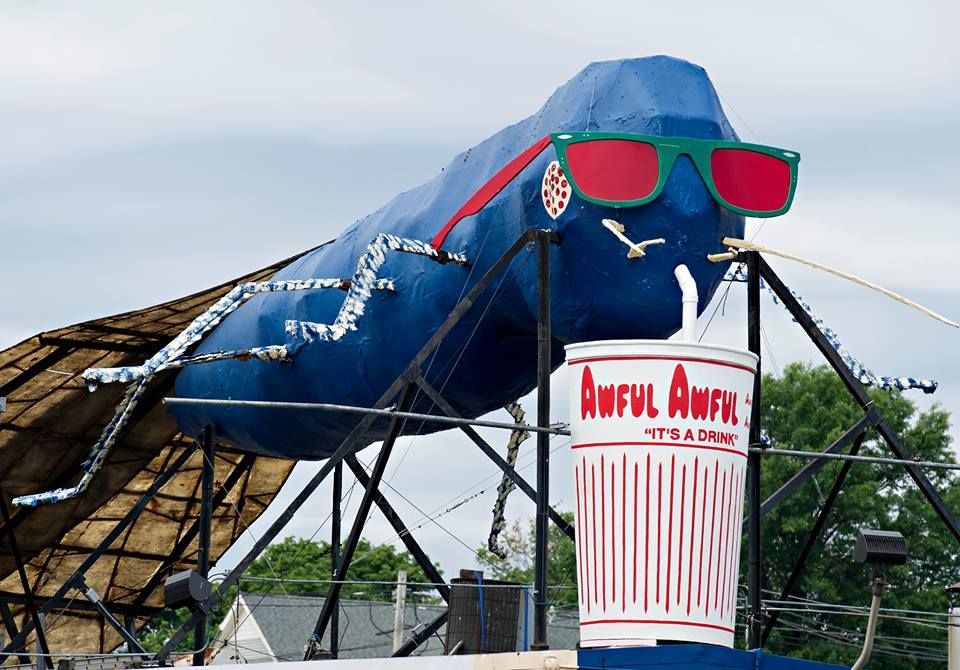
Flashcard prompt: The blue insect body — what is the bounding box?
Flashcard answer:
[14,56,940,510]
[167,56,745,460]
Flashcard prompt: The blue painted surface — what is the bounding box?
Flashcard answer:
[172,56,746,459]
[577,644,846,669]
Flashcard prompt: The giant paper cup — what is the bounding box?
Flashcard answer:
[565,340,758,648]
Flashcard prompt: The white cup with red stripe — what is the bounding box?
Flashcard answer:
[565,340,758,648]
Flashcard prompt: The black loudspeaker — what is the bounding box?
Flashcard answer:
[164,570,211,610]
[853,529,908,566]
[445,570,523,654]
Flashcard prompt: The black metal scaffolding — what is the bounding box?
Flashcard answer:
[3,235,958,663]
[153,228,564,661]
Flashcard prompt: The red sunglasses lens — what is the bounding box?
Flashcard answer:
[710,148,791,212]
[565,139,658,202]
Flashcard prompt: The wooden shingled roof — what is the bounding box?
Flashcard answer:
[0,247,319,654]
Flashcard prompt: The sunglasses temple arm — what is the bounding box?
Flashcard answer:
[430,135,553,248]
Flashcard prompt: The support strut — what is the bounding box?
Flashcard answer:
[75,576,147,655]
[193,425,215,666]
[746,250,763,650]
[304,384,415,658]
[392,611,448,657]
[330,461,342,658]
[0,600,31,664]
[532,230,552,651]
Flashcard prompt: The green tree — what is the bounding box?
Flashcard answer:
[140,535,440,652]
[756,363,957,669]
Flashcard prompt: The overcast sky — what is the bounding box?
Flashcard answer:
[1,1,958,585]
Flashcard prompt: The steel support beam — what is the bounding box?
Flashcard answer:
[0,592,162,616]
[304,384,415,657]
[746,251,763,650]
[73,323,170,342]
[193,425,215,666]
[164,398,566,437]
[345,455,450,602]
[75,576,147,655]
[37,336,159,355]
[156,229,559,662]
[0,348,72,397]
[758,255,960,543]
[330,461,342,658]
[532,230,551,651]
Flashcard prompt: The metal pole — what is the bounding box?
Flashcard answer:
[164,397,567,437]
[749,447,960,471]
[760,432,866,645]
[532,230,551,651]
[0,489,50,668]
[850,577,886,670]
[193,425,215,666]
[746,250,763,650]
[304,383,415,658]
[131,453,255,610]
[329,461,342,658]
[949,606,960,670]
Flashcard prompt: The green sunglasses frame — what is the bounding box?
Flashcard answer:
[550,131,801,218]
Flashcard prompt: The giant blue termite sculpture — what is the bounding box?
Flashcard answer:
[17,55,811,506]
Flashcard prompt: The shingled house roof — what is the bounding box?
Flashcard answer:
[0,247,320,653]
[209,592,580,663]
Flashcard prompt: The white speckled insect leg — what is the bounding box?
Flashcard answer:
[287,234,468,343]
